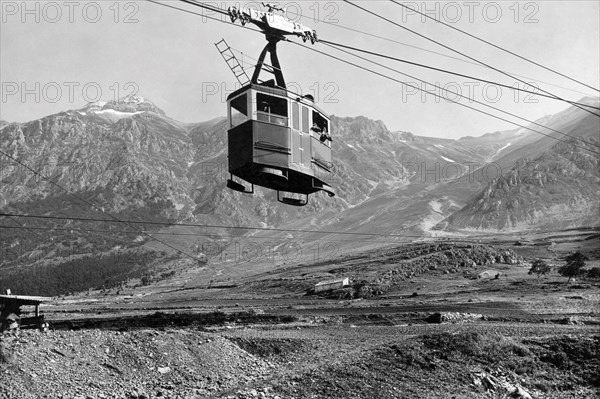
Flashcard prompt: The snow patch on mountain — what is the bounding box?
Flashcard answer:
[489,142,512,160]
[92,109,144,119]
[498,143,511,152]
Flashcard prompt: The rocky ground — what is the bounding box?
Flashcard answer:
[1,319,598,399]
[1,327,272,398]
[1,238,599,398]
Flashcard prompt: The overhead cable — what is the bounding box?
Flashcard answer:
[342,1,599,118]
[391,0,600,94]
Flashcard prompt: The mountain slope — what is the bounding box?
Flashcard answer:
[435,136,600,231]
[1,96,598,273]
[434,98,600,232]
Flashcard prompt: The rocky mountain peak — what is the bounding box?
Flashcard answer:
[331,115,399,145]
[81,95,166,117]
[391,130,418,142]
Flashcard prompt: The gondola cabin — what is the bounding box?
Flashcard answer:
[226,82,335,206]
[221,4,336,206]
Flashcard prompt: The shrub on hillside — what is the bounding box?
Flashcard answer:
[528,259,552,281]
[558,252,588,283]
[0,251,157,296]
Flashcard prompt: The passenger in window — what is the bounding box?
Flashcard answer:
[311,123,322,133]
[319,133,331,143]
[319,127,331,143]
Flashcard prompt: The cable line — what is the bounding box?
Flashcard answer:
[237,37,598,111]
[146,0,262,35]
[293,6,595,98]
[294,40,600,155]
[179,0,229,16]
[342,1,600,118]
[320,39,600,111]
[391,0,600,94]
[318,41,600,149]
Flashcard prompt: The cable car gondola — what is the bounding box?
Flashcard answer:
[221,3,336,206]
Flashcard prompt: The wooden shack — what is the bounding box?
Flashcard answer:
[0,293,52,331]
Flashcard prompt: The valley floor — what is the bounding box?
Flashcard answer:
[1,236,599,399]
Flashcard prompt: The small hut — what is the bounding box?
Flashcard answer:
[0,292,51,332]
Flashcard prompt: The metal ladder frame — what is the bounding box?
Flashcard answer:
[215,39,251,87]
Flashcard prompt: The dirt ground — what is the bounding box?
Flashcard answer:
[1,320,598,399]
[1,235,599,398]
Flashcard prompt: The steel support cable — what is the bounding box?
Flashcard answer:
[179,0,229,16]
[319,41,600,152]
[293,7,594,98]
[318,41,600,150]
[292,40,600,155]
[391,0,600,94]
[146,0,261,35]
[342,1,600,118]
[320,39,600,111]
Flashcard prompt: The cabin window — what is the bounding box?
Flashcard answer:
[312,111,329,134]
[301,106,309,133]
[292,102,300,130]
[256,93,288,126]
[229,94,248,128]
[312,111,331,147]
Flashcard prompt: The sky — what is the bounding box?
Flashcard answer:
[1,0,599,139]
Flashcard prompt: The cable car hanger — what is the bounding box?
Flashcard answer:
[227,2,318,89]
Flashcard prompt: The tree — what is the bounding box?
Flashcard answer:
[528,259,551,282]
[557,251,588,283]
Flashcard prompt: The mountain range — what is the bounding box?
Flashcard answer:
[1,95,598,270]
